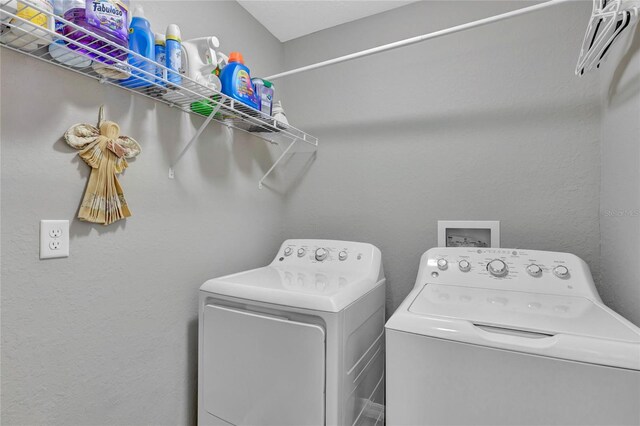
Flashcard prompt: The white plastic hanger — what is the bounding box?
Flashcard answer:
[576,0,640,75]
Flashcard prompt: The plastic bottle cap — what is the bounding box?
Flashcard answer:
[133,5,145,18]
[166,24,181,42]
[155,32,166,46]
[228,52,244,64]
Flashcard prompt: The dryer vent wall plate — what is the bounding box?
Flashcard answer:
[437,220,500,248]
[40,220,69,259]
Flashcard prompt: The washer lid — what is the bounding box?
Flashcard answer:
[200,266,381,312]
[386,284,640,370]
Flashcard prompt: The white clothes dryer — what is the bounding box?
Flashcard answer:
[386,247,640,426]
[199,239,386,426]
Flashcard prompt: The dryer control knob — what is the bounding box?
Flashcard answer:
[437,258,448,270]
[553,265,570,279]
[284,247,293,256]
[458,260,471,272]
[487,259,508,277]
[338,251,348,261]
[315,248,328,261]
[526,264,542,277]
[297,248,306,258]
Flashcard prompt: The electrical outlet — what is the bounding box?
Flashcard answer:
[40,220,69,259]
[49,228,63,238]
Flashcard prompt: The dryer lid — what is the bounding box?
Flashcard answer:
[200,266,382,312]
[386,284,640,370]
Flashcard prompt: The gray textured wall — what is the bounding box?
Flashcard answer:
[280,1,603,314]
[1,1,286,424]
[599,28,640,326]
[2,1,637,425]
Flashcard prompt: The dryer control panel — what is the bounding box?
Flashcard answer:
[273,239,379,272]
[417,248,600,301]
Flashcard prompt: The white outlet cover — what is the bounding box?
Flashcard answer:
[40,220,69,259]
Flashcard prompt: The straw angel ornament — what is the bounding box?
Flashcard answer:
[64,106,141,225]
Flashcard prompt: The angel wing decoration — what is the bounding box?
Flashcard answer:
[64,106,141,225]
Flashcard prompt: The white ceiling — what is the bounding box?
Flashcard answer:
[237,1,416,42]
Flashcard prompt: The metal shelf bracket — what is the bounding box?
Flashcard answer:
[168,102,222,179]
[259,138,299,190]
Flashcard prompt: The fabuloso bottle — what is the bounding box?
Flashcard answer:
[220,51,259,110]
[120,5,155,89]
[63,0,129,65]
[165,23,182,87]
[49,0,92,67]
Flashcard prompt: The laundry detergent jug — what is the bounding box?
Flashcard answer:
[181,36,221,91]
[220,51,259,110]
[120,5,155,89]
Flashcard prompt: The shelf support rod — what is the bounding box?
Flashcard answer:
[168,103,222,179]
[259,138,299,189]
[265,0,571,81]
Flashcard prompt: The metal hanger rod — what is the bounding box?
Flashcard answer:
[265,0,572,81]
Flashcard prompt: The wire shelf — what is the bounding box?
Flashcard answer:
[0,0,318,188]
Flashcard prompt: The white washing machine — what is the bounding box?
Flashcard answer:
[386,247,640,426]
[198,239,386,426]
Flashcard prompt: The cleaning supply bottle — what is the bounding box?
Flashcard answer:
[165,23,182,87]
[120,5,155,89]
[220,51,259,110]
[49,0,92,67]
[63,0,129,65]
[154,32,166,84]
[252,78,274,116]
[0,0,54,51]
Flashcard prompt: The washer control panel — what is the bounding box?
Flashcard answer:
[274,239,376,271]
[419,247,598,299]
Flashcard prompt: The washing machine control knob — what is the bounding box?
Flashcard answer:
[284,247,293,256]
[487,259,508,277]
[315,248,328,261]
[553,265,570,279]
[458,260,471,272]
[297,248,306,257]
[338,251,348,261]
[526,264,542,277]
[437,258,448,270]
